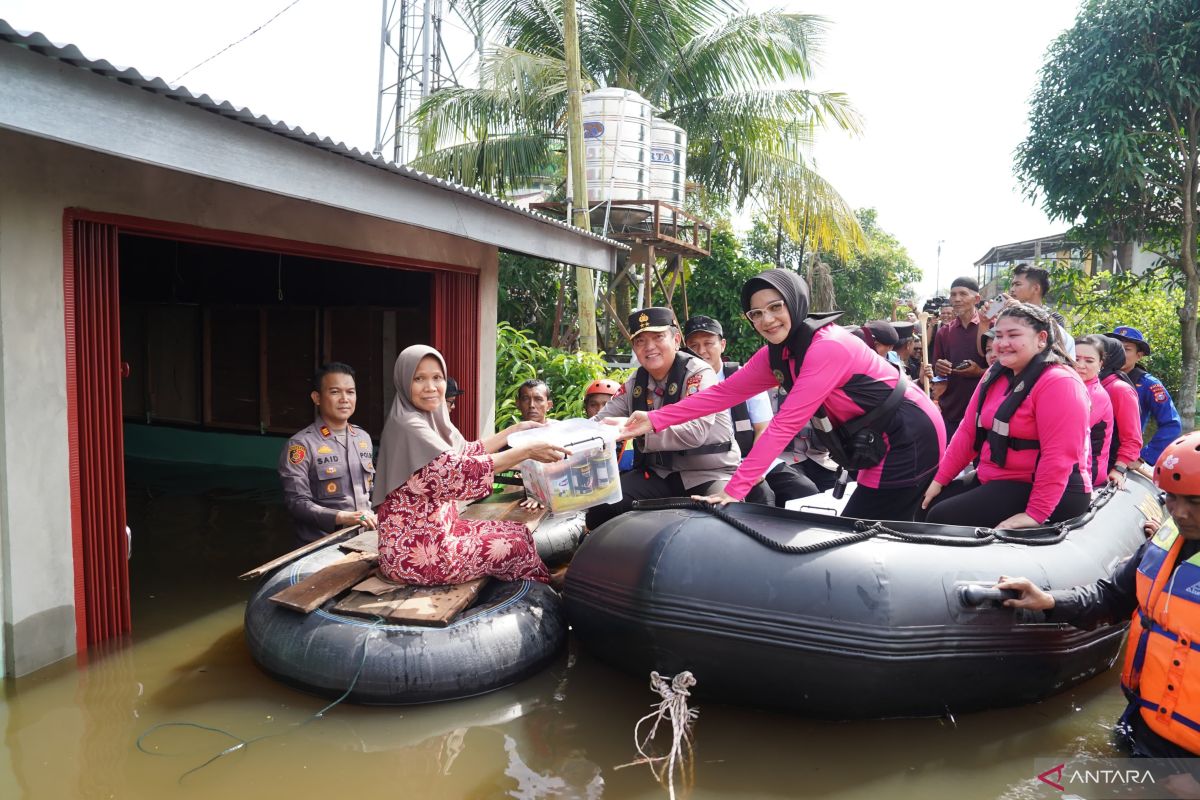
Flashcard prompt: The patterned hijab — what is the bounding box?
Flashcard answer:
[371,345,467,507]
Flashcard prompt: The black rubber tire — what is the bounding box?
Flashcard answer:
[532,513,586,566]
[245,545,567,705]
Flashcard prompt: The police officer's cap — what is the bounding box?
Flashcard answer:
[863,320,900,347]
[445,377,465,398]
[1109,325,1151,356]
[890,321,916,343]
[683,315,723,339]
[628,307,678,339]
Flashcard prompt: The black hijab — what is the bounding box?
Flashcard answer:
[1095,334,1135,387]
[741,269,812,361]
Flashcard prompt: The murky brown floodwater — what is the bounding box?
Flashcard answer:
[0,459,1136,799]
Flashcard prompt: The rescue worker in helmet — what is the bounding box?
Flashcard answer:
[1000,431,1200,778]
[583,379,621,419]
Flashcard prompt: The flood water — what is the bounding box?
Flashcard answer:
[0,459,1138,799]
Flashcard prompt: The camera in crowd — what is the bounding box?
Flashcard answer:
[922,296,949,313]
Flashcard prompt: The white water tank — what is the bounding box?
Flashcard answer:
[581,88,653,206]
[649,117,687,206]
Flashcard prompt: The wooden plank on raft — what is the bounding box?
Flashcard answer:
[332,578,489,627]
[268,552,377,613]
[338,529,380,555]
[459,499,519,522]
[238,525,362,580]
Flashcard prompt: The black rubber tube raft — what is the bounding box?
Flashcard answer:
[245,545,567,704]
[533,513,586,566]
[563,474,1163,719]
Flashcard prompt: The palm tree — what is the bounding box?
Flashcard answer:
[410,0,863,258]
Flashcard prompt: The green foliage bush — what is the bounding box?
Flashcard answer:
[1053,267,1183,397]
[494,322,630,428]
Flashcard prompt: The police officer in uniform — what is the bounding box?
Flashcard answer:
[278,362,378,543]
[587,308,770,530]
[1110,325,1182,465]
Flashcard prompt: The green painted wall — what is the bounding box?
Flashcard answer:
[123,424,286,470]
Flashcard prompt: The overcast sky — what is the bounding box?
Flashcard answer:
[1,0,1083,298]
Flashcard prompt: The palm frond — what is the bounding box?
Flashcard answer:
[664,12,830,100]
[669,88,860,138]
[407,133,563,197]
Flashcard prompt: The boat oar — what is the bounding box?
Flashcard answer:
[957,584,1020,607]
[238,525,362,581]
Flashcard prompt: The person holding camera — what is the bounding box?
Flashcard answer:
[920,303,1092,529]
[618,269,946,522]
[930,277,989,439]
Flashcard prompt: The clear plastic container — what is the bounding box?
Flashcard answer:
[508,419,623,514]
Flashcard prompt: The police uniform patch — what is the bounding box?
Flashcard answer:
[359,440,369,450]
[1153,383,1168,403]
[320,425,331,437]
[633,385,644,398]
[772,369,787,386]
[667,382,679,396]
[317,445,334,454]
[288,444,306,464]
[325,481,338,494]
[616,384,627,397]
[325,466,337,475]
[686,373,703,396]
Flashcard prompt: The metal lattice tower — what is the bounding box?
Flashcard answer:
[374,0,483,165]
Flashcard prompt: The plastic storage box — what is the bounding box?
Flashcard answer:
[508,419,623,514]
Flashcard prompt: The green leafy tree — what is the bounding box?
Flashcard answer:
[494,322,629,427]
[1050,266,1184,398]
[1015,0,1200,427]
[411,0,865,261]
[745,208,921,324]
[682,228,771,364]
[498,253,573,346]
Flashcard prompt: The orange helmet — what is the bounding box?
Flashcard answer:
[585,379,621,397]
[1153,432,1200,495]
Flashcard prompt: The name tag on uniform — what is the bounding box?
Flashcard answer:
[734,420,753,432]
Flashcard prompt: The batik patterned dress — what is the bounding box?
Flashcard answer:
[376,441,549,585]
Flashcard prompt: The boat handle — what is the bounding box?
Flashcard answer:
[958,584,1020,607]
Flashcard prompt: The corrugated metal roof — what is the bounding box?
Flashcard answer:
[0,19,627,252]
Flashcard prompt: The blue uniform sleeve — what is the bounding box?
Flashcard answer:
[744,391,774,425]
[1140,376,1182,464]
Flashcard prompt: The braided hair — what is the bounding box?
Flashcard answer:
[994,302,1072,366]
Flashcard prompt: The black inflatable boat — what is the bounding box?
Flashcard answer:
[564,474,1164,718]
[245,545,567,704]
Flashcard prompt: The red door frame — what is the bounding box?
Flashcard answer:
[62,208,484,651]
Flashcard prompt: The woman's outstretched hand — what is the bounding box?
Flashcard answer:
[619,411,653,440]
[522,442,570,464]
[692,488,737,507]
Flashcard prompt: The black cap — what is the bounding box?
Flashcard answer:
[891,321,916,342]
[683,315,723,338]
[863,320,899,347]
[445,377,464,398]
[628,307,677,339]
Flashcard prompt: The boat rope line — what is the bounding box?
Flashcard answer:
[134,615,383,783]
[614,670,699,800]
[637,499,1085,553]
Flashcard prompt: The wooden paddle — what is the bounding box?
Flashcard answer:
[238,524,362,581]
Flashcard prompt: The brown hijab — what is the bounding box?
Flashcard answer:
[371,345,467,507]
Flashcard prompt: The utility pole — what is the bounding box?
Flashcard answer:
[563,0,597,352]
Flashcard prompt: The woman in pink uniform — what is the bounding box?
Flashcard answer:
[620,269,946,521]
[921,304,1092,529]
[1073,336,1113,488]
[1095,334,1143,488]
[371,345,567,585]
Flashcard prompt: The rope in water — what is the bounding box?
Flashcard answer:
[135,615,383,782]
[616,670,698,800]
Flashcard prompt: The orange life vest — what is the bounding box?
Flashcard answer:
[1120,519,1200,754]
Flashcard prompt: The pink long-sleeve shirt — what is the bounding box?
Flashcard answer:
[649,326,945,500]
[1083,376,1113,485]
[1102,374,1144,466]
[935,363,1093,523]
